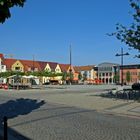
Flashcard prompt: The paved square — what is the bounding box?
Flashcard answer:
[0,85,140,140]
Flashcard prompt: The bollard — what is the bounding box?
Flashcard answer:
[3,116,8,140]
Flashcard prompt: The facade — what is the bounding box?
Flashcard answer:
[0,54,6,72]
[0,54,7,83]
[55,64,62,73]
[120,64,140,85]
[98,62,119,84]
[59,64,78,83]
[11,60,24,72]
[59,64,73,73]
[1,52,140,85]
[74,65,98,83]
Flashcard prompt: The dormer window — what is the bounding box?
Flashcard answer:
[34,68,38,71]
[46,68,50,71]
[15,67,20,71]
[28,67,31,71]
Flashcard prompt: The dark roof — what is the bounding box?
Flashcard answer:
[120,64,140,69]
[98,62,119,67]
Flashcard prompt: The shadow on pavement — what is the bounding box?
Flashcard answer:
[0,98,45,139]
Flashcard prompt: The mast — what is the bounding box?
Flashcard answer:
[69,44,72,84]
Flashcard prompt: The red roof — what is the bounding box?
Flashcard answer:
[37,61,48,71]
[20,60,42,71]
[0,53,4,59]
[0,53,5,64]
[3,59,17,70]
[47,62,58,71]
[1,54,72,73]
[74,65,95,72]
[59,64,70,72]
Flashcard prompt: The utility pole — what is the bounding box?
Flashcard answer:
[116,48,129,86]
[69,44,72,85]
[33,55,35,72]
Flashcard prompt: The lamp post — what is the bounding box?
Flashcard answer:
[116,48,129,86]
[69,44,72,85]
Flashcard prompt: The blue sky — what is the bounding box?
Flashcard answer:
[0,0,139,66]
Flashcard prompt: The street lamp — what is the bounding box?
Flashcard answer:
[115,48,129,86]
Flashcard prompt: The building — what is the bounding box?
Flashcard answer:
[98,62,119,84]
[0,54,6,73]
[74,65,98,84]
[120,64,140,85]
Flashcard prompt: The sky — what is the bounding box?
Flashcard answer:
[0,0,139,66]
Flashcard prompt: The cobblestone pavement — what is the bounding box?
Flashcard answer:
[8,102,140,140]
[0,85,139,140]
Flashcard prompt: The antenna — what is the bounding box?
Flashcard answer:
[4,54,14,58]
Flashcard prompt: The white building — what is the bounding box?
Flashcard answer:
[0,54,7,83]
[98,62,119,84]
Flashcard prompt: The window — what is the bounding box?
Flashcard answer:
[1,65,4,69]
[15,67,20,71]
[56,69,60,72]
[46,68,50,71]
[34,68,38,71]
[28,67,31,71]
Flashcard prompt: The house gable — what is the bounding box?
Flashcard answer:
[44,63,51,72]
[11,60,24,72]
[55,64,62,73]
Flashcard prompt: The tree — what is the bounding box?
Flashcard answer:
[138,72,140,80]
[83,71,87,81]
[109,0,140,57]
[78,73,82,81]
[126,71,131,84]
[62,72,67,81]
[114,74,120,83]
[0,0,26,23]
[0,71,24,78]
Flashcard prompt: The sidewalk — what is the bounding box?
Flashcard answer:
[45,92,140,118]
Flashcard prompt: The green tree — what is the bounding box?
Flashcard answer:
[109,0,140,57]
[78,73,82,81]
[83,72,87,81]
[69,72,74,81]
[0,71,24,78]
[114,74,120,83]
[126,71,131,84]
[138,72,140,80]
[62,72,67,81]
[0,0,26,23]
